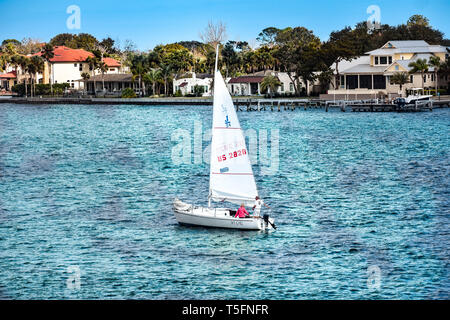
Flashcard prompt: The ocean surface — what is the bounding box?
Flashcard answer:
[0,103,448,300]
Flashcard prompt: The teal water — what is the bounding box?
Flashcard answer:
[0,104,448,299]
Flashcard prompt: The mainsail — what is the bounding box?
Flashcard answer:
[209,67,258,206]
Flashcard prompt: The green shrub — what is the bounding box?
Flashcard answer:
[12,83,70,96]
[174,89,183,97]
[121,88,136,98]
[193,85,205,97]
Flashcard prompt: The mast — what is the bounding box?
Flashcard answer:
[214,44,219,73]
[209,45,219,208]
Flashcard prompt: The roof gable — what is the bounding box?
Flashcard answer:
[382,40,429,49]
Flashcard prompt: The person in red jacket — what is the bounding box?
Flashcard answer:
[235,204,249,218]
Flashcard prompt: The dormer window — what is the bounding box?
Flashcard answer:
[374,56,392,65]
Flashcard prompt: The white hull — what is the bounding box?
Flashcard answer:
[173,199,275,231]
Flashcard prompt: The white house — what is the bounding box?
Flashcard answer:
[324,40,449,99]
[173,72,213,96]
[227,70,313,96]
[34,46,123,90]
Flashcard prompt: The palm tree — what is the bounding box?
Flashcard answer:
[81,72,90,95]
[0,54,9,72]
[159,64,173,96]
[391,72,410,97]
[260,75,281,97]
[15,56,30,97]
[85,56,99,95]
[428,56,442,96]
[30,56,44,96]
[40,44,54,94]
[98,61,108,93]
[408,58,429,90]
[130,55,148,96]
[26,59,36,97]
[143,69,162,96]
[10,54,22,77]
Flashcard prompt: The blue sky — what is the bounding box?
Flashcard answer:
[1,0,449,50]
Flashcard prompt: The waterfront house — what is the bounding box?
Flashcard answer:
[324,40,449,99]
[79,73,137,95]
[0,70,17,92]
[227,70,313,96]
[173,72,213,96]
[34,46,123,90]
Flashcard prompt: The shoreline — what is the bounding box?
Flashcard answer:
[0,97,449,111]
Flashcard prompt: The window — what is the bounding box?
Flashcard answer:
[388,56,392,64]
[280,84,284,92]
[380,56,387,65]
[205,86,208,93]
[375,57,379,65]
[395,65,399,70]
[410,75,413,83]
[431,74,435,82]
[74,64,77,67]
[373,75,386,89]
[110,69,114,72]
[79,65,82,71]
[360,75,372,89]
[423,75,426,83]
[289,83,294,92]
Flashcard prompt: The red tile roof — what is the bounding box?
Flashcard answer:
[0,71,17,79]
[34,46,120,67]
[228,76,266,84]
[34,46,92,62]
[103,57,121,68]
[179,81,188,88]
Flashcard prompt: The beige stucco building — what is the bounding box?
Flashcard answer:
[325,40,449,99]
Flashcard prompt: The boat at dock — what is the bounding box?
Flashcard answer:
[173,47,275,231]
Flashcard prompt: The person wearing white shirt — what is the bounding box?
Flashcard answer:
[252,196,270,216]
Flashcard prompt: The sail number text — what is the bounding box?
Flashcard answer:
[217,149,247,162]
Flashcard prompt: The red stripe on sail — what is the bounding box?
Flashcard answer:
[212,172,253,175]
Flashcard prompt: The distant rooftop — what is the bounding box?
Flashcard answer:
[0,71,17,79]
[383,40,429,48]
[34,46,121,67]
[367,40,449,55]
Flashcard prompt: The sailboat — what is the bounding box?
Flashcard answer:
[173,47,276,231]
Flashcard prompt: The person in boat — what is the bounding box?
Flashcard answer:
[235,204,250,218]
[253,196,270,217]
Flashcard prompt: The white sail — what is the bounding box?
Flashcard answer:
[209,69,258,206]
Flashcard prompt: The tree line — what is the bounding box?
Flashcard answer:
[1,14,449,97]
